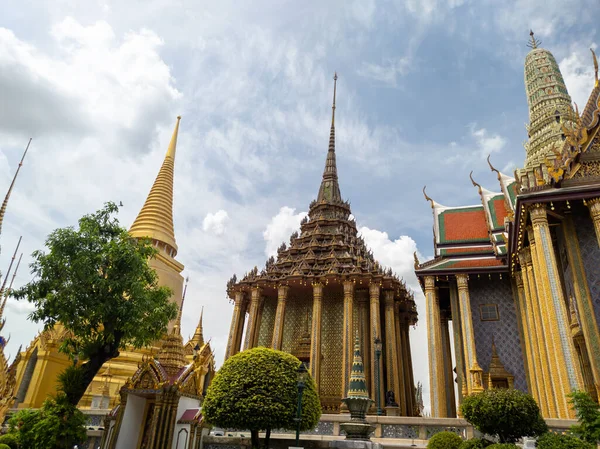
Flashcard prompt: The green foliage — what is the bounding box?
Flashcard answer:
[203,347,321,445]
[569,390,600,443]
[486,444,518,449]
[0,433,19,449]
[459,437,493,449]
[537,432,595,449]
[0,444,11,449]
[11,202,177,404]
[460,388,548,443]
[7,395,87,449]
[427,431,463,449]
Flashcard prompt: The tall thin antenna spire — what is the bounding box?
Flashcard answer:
[1,253,23,313]
[527,30,541,49]
[0,237,22,330]
[592,48,598,87]
[331,72,337,127]
[0,139,31,235]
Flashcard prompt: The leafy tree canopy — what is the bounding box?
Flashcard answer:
[569,391,600,444]
[12,202,177,404]
[460,389,548,443]
[537,432,594,449]
[203,347,321,447]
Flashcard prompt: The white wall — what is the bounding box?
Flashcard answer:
[115,394,146,449]
[171,396,201,449]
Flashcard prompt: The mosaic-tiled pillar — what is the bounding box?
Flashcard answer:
[514,270,538,403]
[271,285,289,350]
[562,215,600,399]
[530,204,583,418]
[587,198,600,247]
[369,283,383,405]
[234,294,248,355]
[341,281,355,399]
[252,295,266,348]
[394,302,407,415]
[456,274,483,396]
[357,290,371,397]
[425,276,447,417]
[383,290,401,411]
[243,287,262,351]
[524,233,554,417]
[225,291,246,359]
[449,283,466,407]
[310,282,324,392]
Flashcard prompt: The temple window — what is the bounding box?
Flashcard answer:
[479,304,499,321]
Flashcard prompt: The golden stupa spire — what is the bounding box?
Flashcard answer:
[157,277,187,375]
[190,305,204,348]
[592,48,598,87]
[0,139,31,236]
[129,117,181,255]
[0,237,22,332]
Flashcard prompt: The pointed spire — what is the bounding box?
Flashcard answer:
[0,237,22,333]
[592,48,598,87]
[173,276,188,335]
[527,30,541,49]
[0,139,31,236]
[344,336,371,400]
[316,73,342,204]
[129,117,181,255]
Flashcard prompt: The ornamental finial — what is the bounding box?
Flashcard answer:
[422,186,434,209]
[527,30,541,49]
[591,48,598,87]
[469,170,482,193]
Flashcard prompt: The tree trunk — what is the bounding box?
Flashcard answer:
[251,429,260,449]
[265,428,271,449]
[65,342,120,406]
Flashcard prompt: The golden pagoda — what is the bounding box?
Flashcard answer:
[416,33,600,419]
[11,117,195,410]
[225,75,419,415]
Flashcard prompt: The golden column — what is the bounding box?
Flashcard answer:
[514,270,540,404]
[456,274,483,396]
[225,291,246,359]
[357,290,371,396]
[394,302,407,415]
[383,290,401,410]
[525,231,555,416]
[251,295,265,348]
[562,215,600,398]
[425,276,447,417]
[271,285,289,350]
[341,281,355,399]
[243,287,262,351]
[369,283,383,404]
[587,198,600,246]
[310,282,324,391]
[530,204,583,418]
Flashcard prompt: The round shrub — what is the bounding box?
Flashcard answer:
[0,434,18,449]
[427,431,463,449]
[459,437,493,449]
[537,433,595,449]
[460,388,548,443]
[0,443,11,449]
[487,444,518,449]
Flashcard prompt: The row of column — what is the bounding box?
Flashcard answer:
[224,282,416,414]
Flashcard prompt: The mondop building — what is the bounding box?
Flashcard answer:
[416,33,600,419]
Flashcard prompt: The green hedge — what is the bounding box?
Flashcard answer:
[537,433,595,449]
[427,431,463,449]
[0,434,18,449]
[459,437,493,449]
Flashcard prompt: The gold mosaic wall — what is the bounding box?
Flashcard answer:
[257,296,276,347]
[281,290,312,354]
[320,287,344,399]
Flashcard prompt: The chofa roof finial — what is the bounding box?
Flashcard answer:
[422,186,435,209]
[591,48,598,87]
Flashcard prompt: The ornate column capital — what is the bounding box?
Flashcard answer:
[343,280,355,295]
[384,289,395,305]
[251,286,263,299]
[369,282,381,298]
[456,274,468,290]
[587,197,600,217]
[515,271,524,288]
[424,275,436,291]
[529,203,548,226]
[234,291,245,305]
[277,285,289,299]
[312,282,324,295]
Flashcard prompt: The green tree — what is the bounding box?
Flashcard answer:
[203,347,321,448]
[569,391,600,444]
[7,395,87,449]
[537,432,594,449]
[460,389,548,443]
[427,431,462,449]
[0,433,19,449]
[11,202,177,405]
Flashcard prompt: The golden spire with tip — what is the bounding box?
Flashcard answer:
[129,117,181,255]
[592,48,598,87]
[527,30,541,49]
[0,237,22,331]
[0,139,31,236]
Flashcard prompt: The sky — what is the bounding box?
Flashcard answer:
[0,0,598,414]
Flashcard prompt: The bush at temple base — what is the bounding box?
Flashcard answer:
[459,437,493,449]
[0,433,18,449]
[486,444,518,449]
[0,443,11,449]
[569,391,600,444]
[537,433,595,449]
[426,431,463,449]
[203,347,321,448]
[460,388,548,443]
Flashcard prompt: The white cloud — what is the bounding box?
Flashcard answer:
[559,45,598,111]
[202,210,229,235]
[471,127,506,158]
[263,207,307,257]
[357,57,412,87]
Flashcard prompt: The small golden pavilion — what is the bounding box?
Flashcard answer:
[225,75,419,415]
[416,32,600,420]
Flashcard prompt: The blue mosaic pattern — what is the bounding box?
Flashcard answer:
[468,277,528,392]
[426,426,466,439]
[87,414,104,427]
[573,214,600,333]
[382,424,419,439]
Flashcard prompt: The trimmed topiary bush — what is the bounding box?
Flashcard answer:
[459,437,493,449]
[0,443,11,449]
[0,433,18,449]
[537,432,595,449]
[427,431,463,449]
[460,388,548,443]
[487,444,518,449]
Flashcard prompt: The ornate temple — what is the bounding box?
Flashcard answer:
[7,117,215,431]
[225,75,419,415]
[415,32,600,419]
